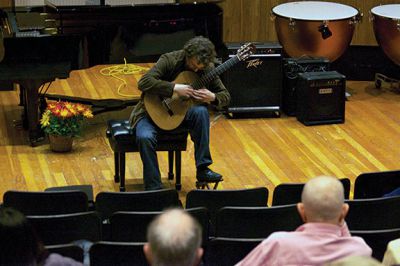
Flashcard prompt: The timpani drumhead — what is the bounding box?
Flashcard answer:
[272,1,359,21]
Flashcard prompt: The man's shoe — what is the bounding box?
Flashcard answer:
[196,168,222,182]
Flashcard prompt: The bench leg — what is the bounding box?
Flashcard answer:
[114,152,120,183]
[175,151,182,191]
[119,153,126,192]
[168,150,174,180]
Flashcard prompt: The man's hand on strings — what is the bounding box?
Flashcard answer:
[174,84,195,99]
[192,88,216,103]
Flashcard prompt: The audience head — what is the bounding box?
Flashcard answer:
[0,207,46,265]
[144,208,203,266]
[297,175,349,225]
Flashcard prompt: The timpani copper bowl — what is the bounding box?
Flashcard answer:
[272,1,361,62]
[370,4,400,65]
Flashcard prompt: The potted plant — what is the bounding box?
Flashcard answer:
[40,101,93,152]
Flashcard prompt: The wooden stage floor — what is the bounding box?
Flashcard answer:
[0,65,399,205]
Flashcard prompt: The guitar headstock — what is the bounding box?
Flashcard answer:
[236,43,256,61]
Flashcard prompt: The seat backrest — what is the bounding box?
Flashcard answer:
[45,243,84,263]
[351,228,400,261]
[45,185,94,207]
[346,196,400,230]
[203,237,263,266]
[89,241,148,266]
[215,205,303,238]
[354,170,400,199]
[27,211,102,245]
[3,190,88,215]
[95,189,181,220]
[272,178,351,206]
[110,207,210,245]
[110,211,159,242]
[185,187,268,231]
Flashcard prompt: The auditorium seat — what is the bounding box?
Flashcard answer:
[345,196,400,230]
[272,178,351,206]
[45,184,95,210]
[185,187,269,234]
[89,241,148,266]
[215,205,303,238]
[351,228,400,261]
[27,211,102,245]
[3,190,88,215]
[354,170,400,199]
[95,188,182,221]
[203,237,263,266]
[109,207,209,245]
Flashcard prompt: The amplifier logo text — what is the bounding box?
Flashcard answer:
[246,59,263,69]
[319,88,333,94]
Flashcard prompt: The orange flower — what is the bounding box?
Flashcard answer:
[40,100,93,137]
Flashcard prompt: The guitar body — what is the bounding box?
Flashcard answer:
[143,43,255,130]
[144,71,199,131]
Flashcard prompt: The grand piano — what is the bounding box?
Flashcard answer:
[0,0,224,145]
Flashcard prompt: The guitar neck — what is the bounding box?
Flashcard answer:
[192,55,240,90]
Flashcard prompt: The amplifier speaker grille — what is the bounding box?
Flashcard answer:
[222,42,283,116]
[296,71,346,126]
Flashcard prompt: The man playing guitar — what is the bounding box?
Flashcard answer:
[129,36,230,190]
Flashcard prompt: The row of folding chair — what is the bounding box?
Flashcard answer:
[45,241,148,266]
[26,196,400,244]
[2,188,183,218]
[46,238,265,266]
[272,177,351,206]
[4,169,398,217]
[270,169,400,205]
[47,229,400,266]
[4,185,400,233]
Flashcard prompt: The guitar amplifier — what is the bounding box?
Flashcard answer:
[296,71,346,126]
[222,42,283,116]
[283,57,330,116]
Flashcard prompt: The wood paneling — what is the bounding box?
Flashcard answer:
[219,0,400,45]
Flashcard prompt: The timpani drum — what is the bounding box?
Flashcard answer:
[371,4,400,65]
[272,1,360,61]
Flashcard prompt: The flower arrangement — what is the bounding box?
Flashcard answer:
[40,101,93,137]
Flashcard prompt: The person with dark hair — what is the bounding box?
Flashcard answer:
[0,207,82,266]
[129,35,230,190]
[144,208,203,266]
[236,176,372,266]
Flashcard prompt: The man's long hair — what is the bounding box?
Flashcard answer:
[183,36,217,67]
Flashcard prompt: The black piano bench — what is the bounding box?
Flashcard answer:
[106,119,188,192]
[195,179,224,190]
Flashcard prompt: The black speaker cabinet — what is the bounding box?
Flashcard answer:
[222,42,283,116]
[296,71,346,126]
[283,57,330,116]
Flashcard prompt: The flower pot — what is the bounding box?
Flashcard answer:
[49,135,73,152]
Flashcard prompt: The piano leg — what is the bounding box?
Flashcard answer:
[19,80,45,146]
[0,28,4,62]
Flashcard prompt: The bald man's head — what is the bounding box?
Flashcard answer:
[298,176,348,224]
[144,209,203,266]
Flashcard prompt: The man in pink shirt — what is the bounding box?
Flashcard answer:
[236,176,372,266]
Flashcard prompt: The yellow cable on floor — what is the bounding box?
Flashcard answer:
[99,59,150,97]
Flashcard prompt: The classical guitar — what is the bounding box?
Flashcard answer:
[144,43,255,130]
